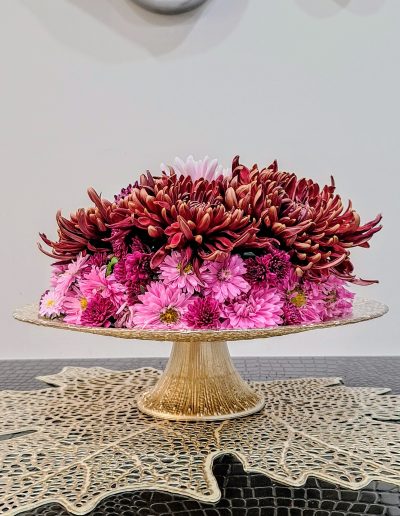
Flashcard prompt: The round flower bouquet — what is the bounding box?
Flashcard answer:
[38,156,382,331]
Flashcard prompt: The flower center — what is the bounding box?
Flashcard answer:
[80,297,88,310]
[46,299,55,308]
[201,311,215,325]
[177,262,193,274]
[326,289,337,304]
[217,268,231,281]
[288,289,307,308]
[159,307,180,325]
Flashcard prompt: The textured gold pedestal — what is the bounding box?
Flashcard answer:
[137,341,265,421]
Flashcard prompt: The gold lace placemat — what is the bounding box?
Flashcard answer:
[1,366,400,515]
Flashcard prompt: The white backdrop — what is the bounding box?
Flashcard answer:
[1,0,398,359]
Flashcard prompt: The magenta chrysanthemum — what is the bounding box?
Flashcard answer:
[126,282,147,306]
[114,252,153,285]
[243,257,268,285]
[80,293,115,327]
[282,301,302,326]
[87,252,108,269]
[185,297,222,329]
[114,183,134,203]
[201,254,250,303]
[244,249,291,286]
[110,230,128,259]
[132,282,189,329]
[263,249,291,283]
[222,287,283,329]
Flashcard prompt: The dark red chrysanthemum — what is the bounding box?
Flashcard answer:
[39,156,382,285]
[38,188,114,261]
[226,157,382,284]
[109,171,261,270]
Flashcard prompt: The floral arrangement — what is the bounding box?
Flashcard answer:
[38,156,382,330]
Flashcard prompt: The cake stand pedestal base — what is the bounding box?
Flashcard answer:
[137,340,265,421]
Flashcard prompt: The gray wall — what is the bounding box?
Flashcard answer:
[1,0,398,359]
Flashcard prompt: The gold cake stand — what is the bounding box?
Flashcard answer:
[14,297,388,422]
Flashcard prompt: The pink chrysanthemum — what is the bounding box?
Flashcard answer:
[54,253,90,295]
[62,286,89,325]
[221,287,283,329]
[161,155,229,182]
[312,276,355,320]
[79,266,125,305]
[282,274,322,325]
[39,289,63,318]
[50,263,68,288]
[159,251,201,294]
[115,305,135,328]
[132,282,189,329]
[185,297,221,329]
[80,293,115,327]
[201,254,250,303]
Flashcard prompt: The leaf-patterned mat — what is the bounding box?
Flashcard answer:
[0,367,399,515]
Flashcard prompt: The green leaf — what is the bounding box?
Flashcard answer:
[242,251,256,259]
[106,256,119,276]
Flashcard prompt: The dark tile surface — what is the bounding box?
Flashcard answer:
[1,356,399,515]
